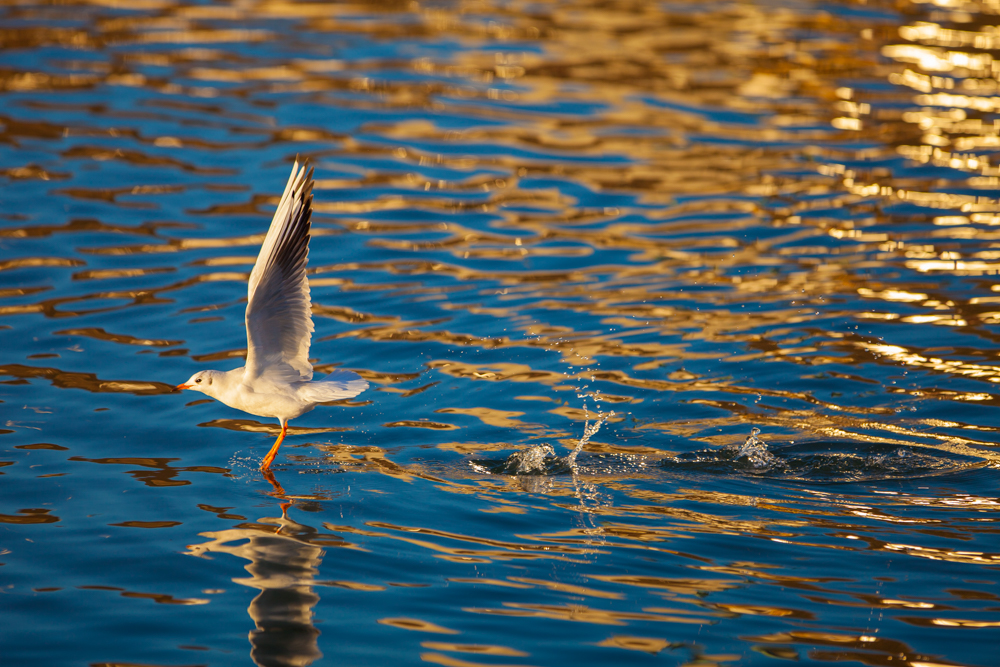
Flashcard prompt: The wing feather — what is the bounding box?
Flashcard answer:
[244,160,315,382]
[296,369,369,404]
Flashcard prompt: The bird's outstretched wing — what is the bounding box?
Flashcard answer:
[244,160,315,383]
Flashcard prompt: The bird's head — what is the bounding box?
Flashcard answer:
[177,370,223,396]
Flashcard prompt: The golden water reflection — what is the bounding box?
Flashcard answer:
[4,0,1000,664]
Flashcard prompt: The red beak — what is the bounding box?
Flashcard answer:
[176,383,191,390]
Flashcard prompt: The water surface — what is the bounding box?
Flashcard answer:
[2,0,1000,665]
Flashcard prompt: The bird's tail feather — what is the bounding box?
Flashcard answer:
[300,369,368,403]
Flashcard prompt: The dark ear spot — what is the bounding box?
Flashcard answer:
[208,376,213,385]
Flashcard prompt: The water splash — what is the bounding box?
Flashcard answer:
[495,443,560,474]
[486,401,616,476]
[228,450,265,484]
[473,333,617,477]
[564,397,613,542]
[565,406,615,467]
[735,427,777,469]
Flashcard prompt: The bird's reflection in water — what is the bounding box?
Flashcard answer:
[186,488,329,667]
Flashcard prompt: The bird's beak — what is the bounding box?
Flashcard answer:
[176,383,191,390]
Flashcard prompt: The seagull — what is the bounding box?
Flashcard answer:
[177,159,368,471]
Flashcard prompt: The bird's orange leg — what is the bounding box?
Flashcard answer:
[260,422,287,471]
[261,468,286,497]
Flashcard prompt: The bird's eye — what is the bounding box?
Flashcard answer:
[195,378,202,383]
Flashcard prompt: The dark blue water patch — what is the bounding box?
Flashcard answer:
[814,2,903,21]
[665,439,984,484]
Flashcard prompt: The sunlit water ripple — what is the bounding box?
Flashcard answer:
[2,0,1000,665]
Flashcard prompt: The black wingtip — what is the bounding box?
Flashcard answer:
[303,167,315,199]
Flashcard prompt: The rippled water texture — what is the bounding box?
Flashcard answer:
[3,1,1000,665]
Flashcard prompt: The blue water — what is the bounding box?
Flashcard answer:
[3,1,1000,666]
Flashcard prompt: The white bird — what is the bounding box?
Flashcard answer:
[177,159,368,471]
